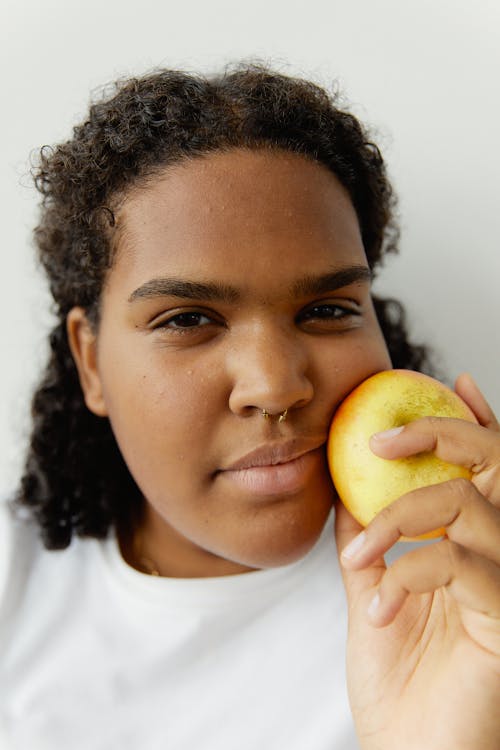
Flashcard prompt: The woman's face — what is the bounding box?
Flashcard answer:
[69,148,391,577]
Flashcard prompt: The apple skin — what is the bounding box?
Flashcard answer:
[327,369,477,540]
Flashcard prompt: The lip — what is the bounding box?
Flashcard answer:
[219,438,326,496]
[223,438,325,471]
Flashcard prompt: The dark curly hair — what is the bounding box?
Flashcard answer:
[17,63,433,550]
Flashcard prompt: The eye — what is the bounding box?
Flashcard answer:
[297,301,361,325]
[158,311,213,329]
[148,307,224,338]
[301,304,350,320]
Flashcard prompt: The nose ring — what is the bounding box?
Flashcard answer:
[262,409,288,422]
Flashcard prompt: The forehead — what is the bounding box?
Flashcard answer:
[111,148,366,290]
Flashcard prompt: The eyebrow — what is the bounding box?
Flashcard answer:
[291,265,372,297]
[128,278,240,304]
[128,265,372,304]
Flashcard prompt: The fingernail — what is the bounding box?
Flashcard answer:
[341,531,366,561]
[367,591,380,620]
[371,425,404,441]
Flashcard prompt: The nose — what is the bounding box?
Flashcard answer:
[227,323,314,418]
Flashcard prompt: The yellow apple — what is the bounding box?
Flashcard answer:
[327,369,477,539]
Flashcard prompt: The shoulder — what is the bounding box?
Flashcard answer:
[0,498,112,641]
[0,499,41,619]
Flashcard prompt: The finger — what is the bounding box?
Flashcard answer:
[370,417,493,469]
[334,501,385,606]
[369,417,500,503]
[454,372,500,432]
[340,477,500,570]
[367,540,500,628]
[334,496,364,547]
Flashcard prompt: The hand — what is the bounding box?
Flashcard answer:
[334,373,500,750]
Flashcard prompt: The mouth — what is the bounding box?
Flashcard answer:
[219,439,326,496]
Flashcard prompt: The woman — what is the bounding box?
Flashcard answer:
[1,64,498,749]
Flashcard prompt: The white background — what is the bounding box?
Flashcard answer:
[0,0,499,497]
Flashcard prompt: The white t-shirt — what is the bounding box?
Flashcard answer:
[0,500,359,750]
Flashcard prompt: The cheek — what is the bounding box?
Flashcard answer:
[352,334,392,374]
[317,333,391,409]
[99,352,223,479]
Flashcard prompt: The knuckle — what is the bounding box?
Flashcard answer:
[377,502,398,526]
[419,415,445,430]
[447,476,475,502]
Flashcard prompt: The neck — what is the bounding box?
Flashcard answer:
[118,500,256,579]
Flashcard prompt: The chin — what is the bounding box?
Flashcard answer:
[227,492,334,570]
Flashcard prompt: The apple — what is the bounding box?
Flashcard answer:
[327,369,477,539]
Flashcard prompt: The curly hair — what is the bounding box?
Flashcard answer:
[17,63,434,549]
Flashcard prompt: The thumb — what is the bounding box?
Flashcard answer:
[334,501,386,608]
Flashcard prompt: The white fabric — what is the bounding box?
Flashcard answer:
[0,501,359,750]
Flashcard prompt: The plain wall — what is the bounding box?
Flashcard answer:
[1,0,499,497]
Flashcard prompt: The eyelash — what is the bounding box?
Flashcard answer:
[151,302,360,338]
[296,303,360,324]
[157,311,214,330]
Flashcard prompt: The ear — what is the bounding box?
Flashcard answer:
[66,307,108,417]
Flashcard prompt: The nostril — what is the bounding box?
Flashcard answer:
[226,337,314,417]
[229,382,314,419]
